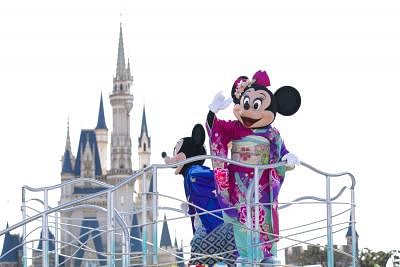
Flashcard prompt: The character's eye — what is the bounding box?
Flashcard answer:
[243,96,250,105]
[174,139,183,156]
[243,96,250,110]
[253,99,262,110]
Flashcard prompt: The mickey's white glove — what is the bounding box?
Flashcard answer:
[180,202,189,215]
[208,91,232,113]
[282,153,300,168]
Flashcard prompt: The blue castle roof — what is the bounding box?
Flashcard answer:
[138,107,151,148]
[0,224,22,263]
[130,212,142,252]
[74,130,102,177]
[72,186,108,195]
[74,218,106,266]
[37,229,56,251]
[346,215,359,238]
[160,214,172,248]
[61,149,74,174]
[95,94,108,130]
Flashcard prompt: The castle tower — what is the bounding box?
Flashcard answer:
[61,120,75,204]
[137,107,152,197]
[95,93,108,175]
[61,119,75,180]
[109,24,134,174]
[138,107,151,169]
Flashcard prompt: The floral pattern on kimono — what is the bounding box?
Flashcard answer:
[206,116,288,259]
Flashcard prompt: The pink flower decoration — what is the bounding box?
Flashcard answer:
[214,168,229,190]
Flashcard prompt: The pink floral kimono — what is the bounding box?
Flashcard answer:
[206,116,289,259]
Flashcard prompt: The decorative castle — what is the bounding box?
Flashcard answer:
[0,24,180,267]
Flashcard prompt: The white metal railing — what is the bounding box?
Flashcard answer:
[0,155,357,267]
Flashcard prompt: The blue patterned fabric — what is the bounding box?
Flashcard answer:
[184,165,224,234]
[189,223,237,267]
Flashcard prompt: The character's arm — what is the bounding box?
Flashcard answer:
[206,92,234,169]
[281,141,300,168]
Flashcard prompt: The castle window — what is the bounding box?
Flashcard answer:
[120,84,123,91]
[143,143,147,151]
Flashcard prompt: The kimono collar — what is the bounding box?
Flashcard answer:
[252,125,271,134]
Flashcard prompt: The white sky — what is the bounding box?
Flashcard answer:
[0,0,399,260]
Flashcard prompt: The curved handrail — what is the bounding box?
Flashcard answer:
[0,155,357,267]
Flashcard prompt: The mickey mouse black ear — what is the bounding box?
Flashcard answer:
[191,124,205,146]
[275,86,301,116]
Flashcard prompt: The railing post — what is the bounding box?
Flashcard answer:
[326,175,334,267]
[152,166,159,265]
[246,184,253,266]
[253,167,260,263]
[21,187,27,267]
[55,211,59,267]
[351,188,357,267]
[142,171,148,265]
[42,189,49,267]
[107,191,115,266]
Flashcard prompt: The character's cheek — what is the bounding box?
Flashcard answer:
[233,104,242,121]
[262,110,275,125]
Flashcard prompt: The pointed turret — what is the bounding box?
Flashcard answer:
[74,130,102,177]
[138,106,151,170]
[37,230,56,251]
[61,120,74,176]
[65,118,72,152]
[345,214,359,238]
[95,93,108,175]
[116,23,126,81]
[160,214,172,249]
[127,58,132,79]
[61,149,73,174]
[95,93,107,130]
[110,23,134,174]
[0,223,22,263]
[138,106,150,148]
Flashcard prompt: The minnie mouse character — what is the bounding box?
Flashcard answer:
[162,124,237,266]
[206,70,301,263]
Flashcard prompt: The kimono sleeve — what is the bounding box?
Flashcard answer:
[206,115,237,169]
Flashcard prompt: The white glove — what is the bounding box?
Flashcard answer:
[180,202,189,215]
[208,91,232,113]
[281,153,300,168]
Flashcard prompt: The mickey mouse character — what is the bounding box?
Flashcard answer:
[162,124,238,266]
[206,70,301,263]
[162,124,223,234]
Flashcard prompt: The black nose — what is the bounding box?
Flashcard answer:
[244,102,250,110]
[161,152,167,158]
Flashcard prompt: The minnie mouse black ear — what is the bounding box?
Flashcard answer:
[191,124,205,147]
[275,86,301,116]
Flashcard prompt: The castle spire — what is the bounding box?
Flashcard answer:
[95,93,107,130]
[138,106,150,148]
[65,118,71,152]
[127,58,131,78]
[116,23,126,81]
[160,214,172,248]
[62,119,74,174]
